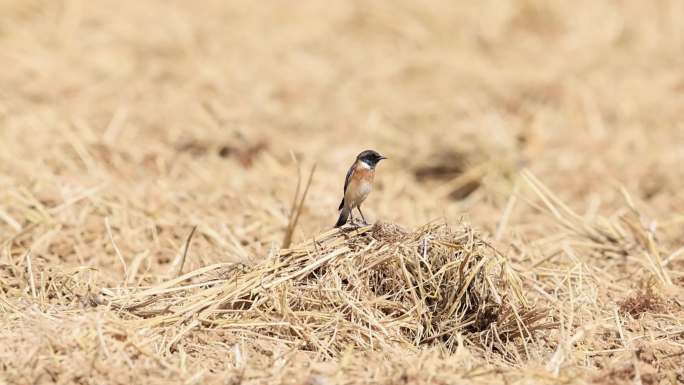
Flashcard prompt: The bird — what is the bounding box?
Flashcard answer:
[335,150,387,228]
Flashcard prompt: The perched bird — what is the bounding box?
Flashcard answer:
[335,150,387,228]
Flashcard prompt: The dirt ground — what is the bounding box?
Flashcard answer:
[1,1,683,384]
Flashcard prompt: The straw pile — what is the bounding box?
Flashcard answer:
[102,222,546,356]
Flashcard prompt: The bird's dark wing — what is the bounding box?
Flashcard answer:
[338,161,356,210]
[343,162,356,194]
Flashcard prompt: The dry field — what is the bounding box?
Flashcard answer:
[1,1,684,384]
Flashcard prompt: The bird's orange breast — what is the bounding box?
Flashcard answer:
[353,166,374,182]
[344,163,375,207]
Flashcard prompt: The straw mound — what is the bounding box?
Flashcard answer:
[104,222,546,356]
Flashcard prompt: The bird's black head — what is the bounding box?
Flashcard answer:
[357,150,387,168]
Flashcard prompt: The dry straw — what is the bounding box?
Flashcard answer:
[102,221,549,357]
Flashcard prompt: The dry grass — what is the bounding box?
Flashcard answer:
[1,0,684,384]
[102,222,548,358]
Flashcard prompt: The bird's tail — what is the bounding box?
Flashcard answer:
[335,207,350,228]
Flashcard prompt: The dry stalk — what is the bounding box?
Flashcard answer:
[282,155,317,249]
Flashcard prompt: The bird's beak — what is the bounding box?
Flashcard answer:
[379,155,387,160]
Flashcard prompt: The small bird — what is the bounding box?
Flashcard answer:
[335,150,387,228]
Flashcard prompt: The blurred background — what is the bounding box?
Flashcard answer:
[1,0,683,265]
[1,1,684,383]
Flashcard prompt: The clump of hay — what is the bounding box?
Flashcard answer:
[618,281,669,317]
[102,222,547,355]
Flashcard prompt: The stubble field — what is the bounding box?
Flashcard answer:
[1,1,683,384]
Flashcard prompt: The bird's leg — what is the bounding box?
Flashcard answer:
[357,206,368,226]
[349,206,362,228]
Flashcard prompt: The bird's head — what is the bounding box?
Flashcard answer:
[357,150,387,168]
